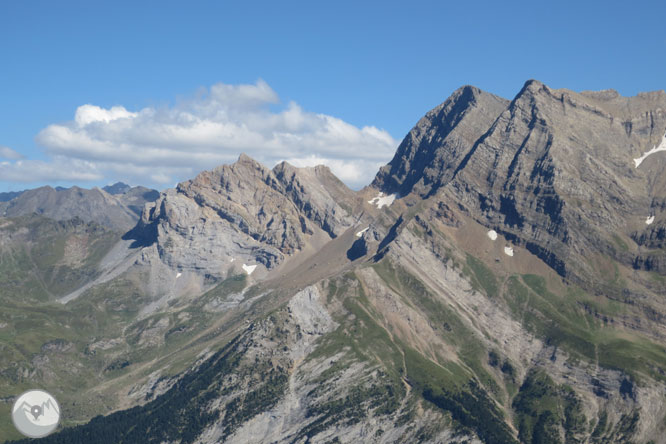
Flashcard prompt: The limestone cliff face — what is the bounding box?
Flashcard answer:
[374,80,666,280]
[130,154,357,277]
[372,85,510,197]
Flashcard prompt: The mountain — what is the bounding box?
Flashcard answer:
[0,190,25,202]
[0,185,159,231]
[0,215,120,302]
[102,182,132,195]
[3,81,666,444]
[375,81,666,272]
[129,154,358,272]
[372,85,510,197]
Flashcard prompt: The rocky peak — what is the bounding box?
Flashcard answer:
[131,154,357,278]
[372,84,509,197]
[103,182,132,195]
[374,80,666,280]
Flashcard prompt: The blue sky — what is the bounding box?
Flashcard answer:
[1,0,665,191]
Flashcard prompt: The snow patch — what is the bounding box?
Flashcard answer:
[646,215,655,225]
[368,192,397,209]
[487,230,498,241]
[633,132,666,168]
[504,246,514,257]
[230,257,235,263]
[355,227,369,237]
[176,272,182,278]
[242,264,257,275]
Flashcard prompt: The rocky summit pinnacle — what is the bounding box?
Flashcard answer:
[3,82,666,444]
[373,85,510,197]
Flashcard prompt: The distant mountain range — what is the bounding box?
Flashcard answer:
[2,80,666,444]
[102,182,133,195]
[0,190,25,202]
[0,183,159,231]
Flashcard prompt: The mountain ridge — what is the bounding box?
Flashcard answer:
[0,184,159,231]
[3,80,666,443]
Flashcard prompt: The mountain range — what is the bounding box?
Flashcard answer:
[1,80,665,444]
[0,183,159,231]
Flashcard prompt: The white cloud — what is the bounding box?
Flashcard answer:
[0,145,25,160]
[285,154,382,185]
[74,104,138,126]
[17,80,398,189]
[0,157,102,183]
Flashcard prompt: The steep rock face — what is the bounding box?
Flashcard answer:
[131,154,357,277]
[272,161,358,238]
[452,80,666,277]
[0,185,159,231]
[372,85,509,197]
[374,80,666,279]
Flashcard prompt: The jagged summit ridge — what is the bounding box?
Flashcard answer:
[130,154,358,280]
[372,85,509,197]
[373,79,666,279]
